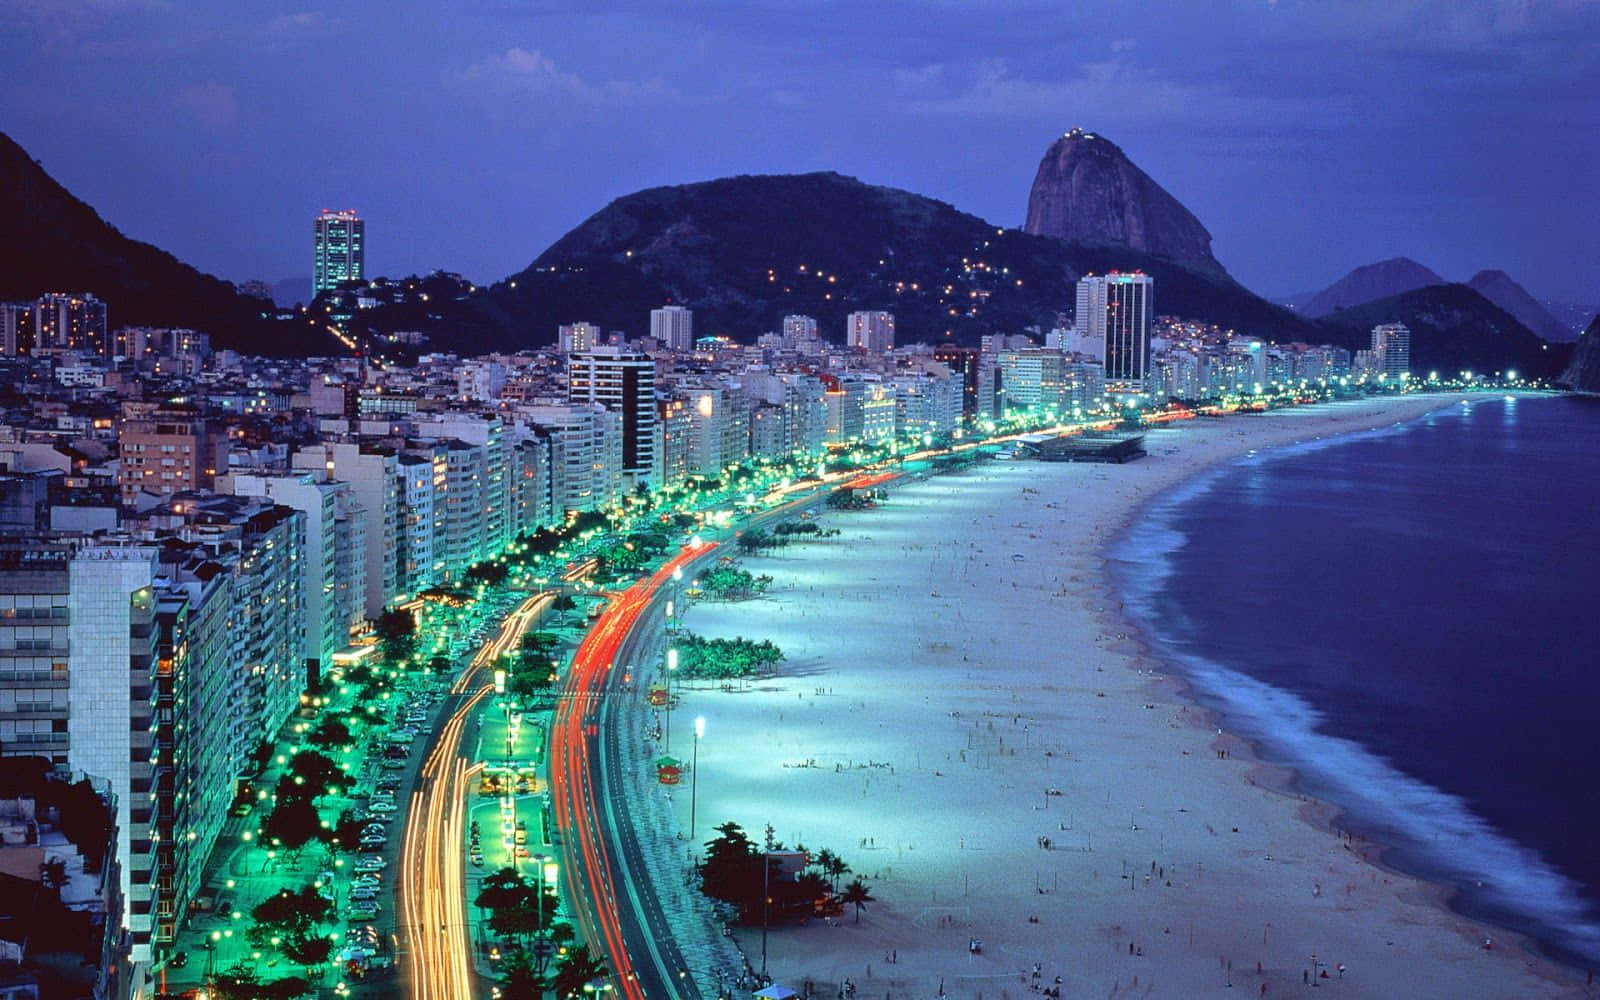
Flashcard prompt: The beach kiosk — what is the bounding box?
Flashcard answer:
[753,987,798,1000]
[656,755,682,785]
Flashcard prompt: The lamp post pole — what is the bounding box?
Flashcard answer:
[665,647,678,753]
[691,716,704,840]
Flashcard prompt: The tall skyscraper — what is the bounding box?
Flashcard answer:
[1371,322,1411,379]
[313,209,364,294]
[1075,273,1152,388]
[847,310,895,353]
[933,342,980,423]
[651,305,694,352]
[569,347,659,489]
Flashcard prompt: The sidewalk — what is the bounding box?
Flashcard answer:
[616,629,748,996]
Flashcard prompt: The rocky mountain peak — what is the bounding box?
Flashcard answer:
[1023,129,1226,277]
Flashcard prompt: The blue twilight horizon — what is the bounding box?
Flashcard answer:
[1,0,1595,302]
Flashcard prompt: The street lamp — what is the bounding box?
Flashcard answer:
[665,647,678,753]
[690,716,705,840]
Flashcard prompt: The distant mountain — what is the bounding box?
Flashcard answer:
[1315,283,1569,378]
[272,277,314,309]
[1556,315,1600,392]
[1542,299,1600,341]
[1466,270,1574,343]
[1299,258,1445,318]
[0,131,331,356]
[447,171,1313,352]
[1273,290,1322,311]
[1023,129,1226,277]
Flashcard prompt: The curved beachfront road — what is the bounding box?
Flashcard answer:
[551,541,721,999]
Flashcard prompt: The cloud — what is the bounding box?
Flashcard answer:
[888,54,1347,134]
[892,64,945,89]
[896,56,1197,122]
[174,81,238,128]
[451,47,671,105]
[262,10,349,44]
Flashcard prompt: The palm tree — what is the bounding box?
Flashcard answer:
[497,945,549,1000]
[826,853,851,893]
[840,878,874,924]
[551,944,609,998]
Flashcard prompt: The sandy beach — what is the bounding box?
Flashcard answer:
[648,394,1587,999]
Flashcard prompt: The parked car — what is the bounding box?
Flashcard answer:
[360,834,386,849]
[355,857,386,873]
[352,873,382,888]
[348,887,380,902]
[347,901,380,920]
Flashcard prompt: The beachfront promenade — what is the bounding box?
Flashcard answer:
[662,394,1588,999]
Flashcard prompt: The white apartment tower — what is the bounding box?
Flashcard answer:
[782,314,820,346]
[846,311,895,354]
[558,321,602,354]
[650,305,694,352]
[1371,322,1411,379]
[292,442,401,617]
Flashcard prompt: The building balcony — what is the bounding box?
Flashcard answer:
[3,732,68,748]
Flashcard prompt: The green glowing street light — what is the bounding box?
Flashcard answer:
[690,715,705,839]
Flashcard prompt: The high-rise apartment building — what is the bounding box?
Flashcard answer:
[525,403,623,513]
[313,210,364,295]
[1075,273,1152,388]
[651,305,694,352]
[396,452,443,595]
[846,311,895,354]
[1371,323,1411,379]
[1,294,108,357]
[293,442,400,617]
[568,348,658,489]
[0,542,162,961]
[933,343,980,423]
[782,314,819,346]
[219,472,362,672]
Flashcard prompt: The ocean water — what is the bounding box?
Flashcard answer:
[1111,394,1600,970]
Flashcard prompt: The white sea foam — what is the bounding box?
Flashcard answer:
[1114,406,1600,965]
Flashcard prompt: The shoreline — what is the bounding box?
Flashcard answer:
[1098,392,1594,979]
[652,392,1586,998]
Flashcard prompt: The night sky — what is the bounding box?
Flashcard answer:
[3,1,1596,302]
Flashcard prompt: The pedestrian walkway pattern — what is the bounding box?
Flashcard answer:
[615,655,748,997]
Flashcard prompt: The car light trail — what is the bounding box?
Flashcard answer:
[551,540,718,1000]
[404,588,551,1000]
